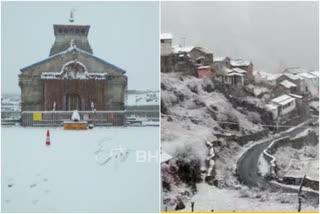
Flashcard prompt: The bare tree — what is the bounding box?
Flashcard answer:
[297,175,306,212]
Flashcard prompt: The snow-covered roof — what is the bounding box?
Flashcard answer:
[173,46,212,54]
[309,71,319,77]
[230,59,251,67]
[197,66,210,69]
[256,71,280,81]
[214,56,228,62]
[272,94,295,106]
[40,60,111,80]
[283,67,308,74]
[288,93,303,99]
[161,151,173,163]
[195,47,212,54]
[173,45,194,53]
[20,47,126,74]
[160,33,173,40]
[232,67,247,74]
[265,103,278,111]
[280,80,296,88]
[282,73,303,80]
[224,67,234,73]
[296,72,318,79]
[226,72,244,77]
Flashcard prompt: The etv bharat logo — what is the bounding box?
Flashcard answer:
[136,150,158,163]
[94,138,158,165]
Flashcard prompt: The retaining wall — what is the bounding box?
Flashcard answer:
[262,131,319,191]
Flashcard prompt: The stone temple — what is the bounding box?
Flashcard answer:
[19,16,127,126]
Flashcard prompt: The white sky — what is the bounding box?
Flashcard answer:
[161,1,319,74]
[1,1,159,94]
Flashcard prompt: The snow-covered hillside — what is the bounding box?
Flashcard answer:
[161,73,271,209]
[161,72,318,211]
[161,73,263,160]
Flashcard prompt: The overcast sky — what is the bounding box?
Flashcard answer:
[161,1,319,73]
[2,1,159,94]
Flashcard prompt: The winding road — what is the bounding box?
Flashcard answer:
[236,120,319,203]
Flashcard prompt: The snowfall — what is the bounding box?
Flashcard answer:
[161,73,319,212]
[1,126,160,213]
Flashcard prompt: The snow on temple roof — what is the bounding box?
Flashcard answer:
[272,94,295,106]
[230,59,251,67]
[160,33,173,40]
[20,47,126,74]
[280,80,296,88]
[41,60,110,80]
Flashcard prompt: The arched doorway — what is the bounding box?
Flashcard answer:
[66,94,81,110]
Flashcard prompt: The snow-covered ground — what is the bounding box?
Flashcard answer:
[2,126,159,212]
[274,143,319,180]
[180,183,317,212]
[310,101,319,111]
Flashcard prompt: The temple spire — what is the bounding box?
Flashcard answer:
[69,9,75,23]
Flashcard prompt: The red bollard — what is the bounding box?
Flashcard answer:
[45,130,51,146]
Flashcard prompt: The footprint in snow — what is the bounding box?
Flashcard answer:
[32,199,39,205]
[30,184,37,188]
[44,189,51,194]
[5,199,11,204]
[8,184,14,188]
[43,178,48,182]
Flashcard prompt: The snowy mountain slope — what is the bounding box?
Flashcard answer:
[161,73,263,159]
[161,72,270,209]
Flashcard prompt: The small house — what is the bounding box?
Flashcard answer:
[271,94,296,116]
[230,59,254,82]
[161,33,173,56]
[173,46,213,65]
[272,79,297,97]
[196,66,214,79]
